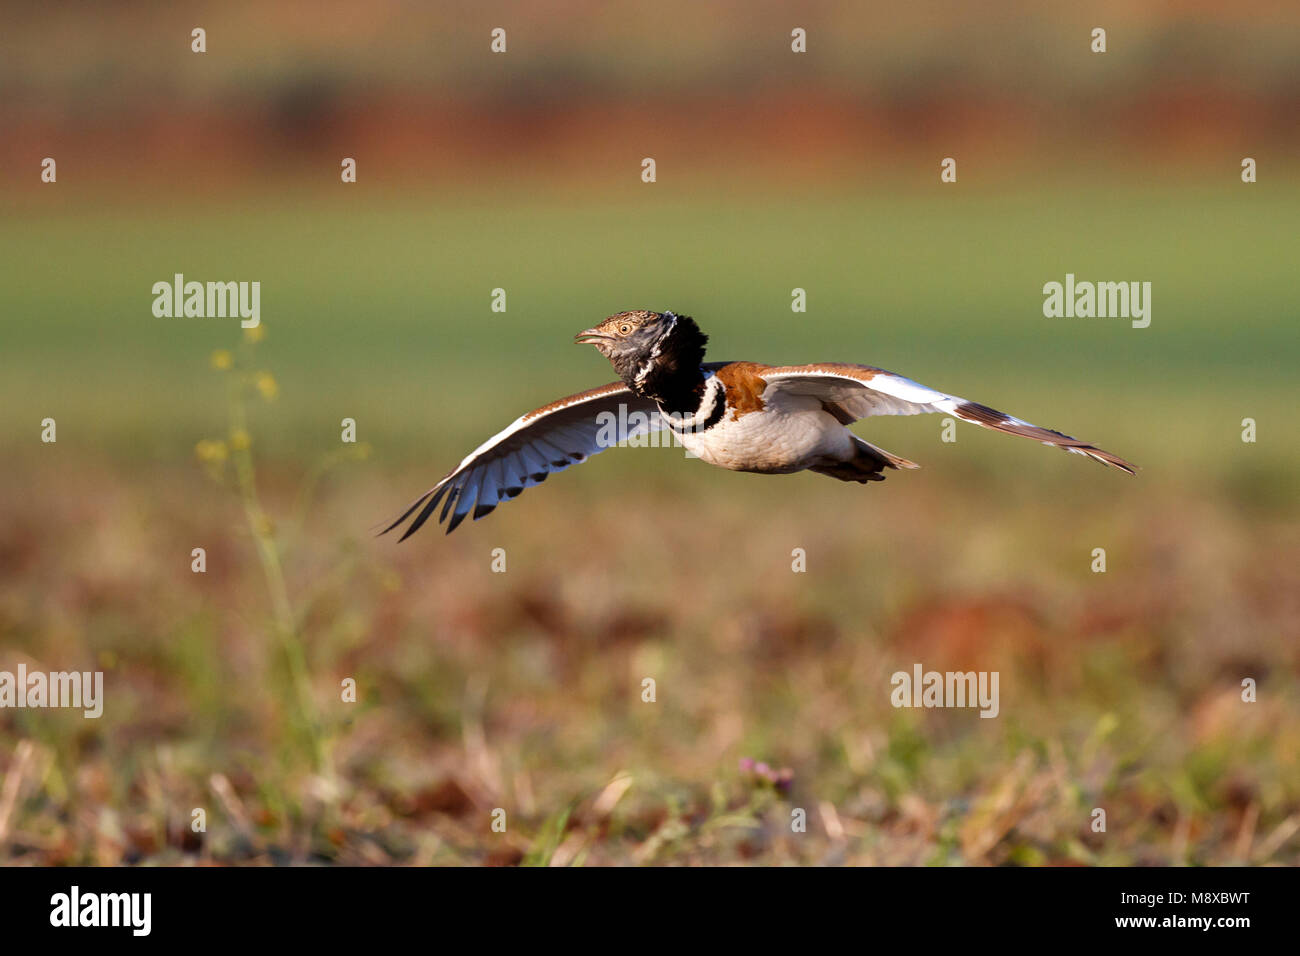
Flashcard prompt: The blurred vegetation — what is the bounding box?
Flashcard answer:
[1,185,1297,864]
[5,1,1298,189]
[1,1,1297,866]
[7,1,1300,104]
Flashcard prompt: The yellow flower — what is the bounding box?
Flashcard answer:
[244,325,266,344]
[210,350,233,371]
[255,371,279,401]
[229,429,251,451]
[195,439,229,463]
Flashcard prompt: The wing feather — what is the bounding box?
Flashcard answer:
[383,381,666,538]
[761,363,1135,474]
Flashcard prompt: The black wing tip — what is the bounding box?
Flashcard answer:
[386,483,454,542]
[444,508,470,535]
[375,489,434,538]
[1086,447,1138,475]
[396,515,425,542]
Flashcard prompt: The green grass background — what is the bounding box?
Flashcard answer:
[3,181,1295,478]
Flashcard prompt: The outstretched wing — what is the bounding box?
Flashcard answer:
[382,382,665,538]
[760,363,1136,473]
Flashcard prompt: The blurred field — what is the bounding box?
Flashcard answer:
[1,182,1298,865]
[4,0,1300,866]
[4,180,1298,452]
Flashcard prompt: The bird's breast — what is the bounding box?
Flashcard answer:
[672,378,850,473]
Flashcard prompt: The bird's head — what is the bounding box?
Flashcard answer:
[575,310,708,393]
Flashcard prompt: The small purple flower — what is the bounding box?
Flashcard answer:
[739,757,794,792]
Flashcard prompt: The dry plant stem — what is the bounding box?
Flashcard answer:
[284,451,343,554]
[228,376,332,778]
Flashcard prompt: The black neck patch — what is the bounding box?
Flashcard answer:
[629,313,709,412]
[662,376,726,435]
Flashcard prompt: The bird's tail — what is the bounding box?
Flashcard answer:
[810,436,920,484]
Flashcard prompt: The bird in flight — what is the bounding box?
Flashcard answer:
[382,311,1134,538]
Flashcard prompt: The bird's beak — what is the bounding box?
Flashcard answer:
[574,328,611,345]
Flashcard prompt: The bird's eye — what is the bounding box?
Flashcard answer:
[618,323,633,335]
